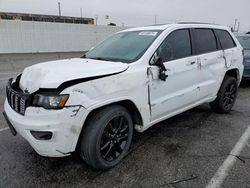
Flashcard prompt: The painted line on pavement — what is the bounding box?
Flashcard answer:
[0,127,10,132]
[206,125,250,188]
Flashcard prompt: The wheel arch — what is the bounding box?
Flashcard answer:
[75,99,143,151]
[224,68,240,84]
[84,100,143,127]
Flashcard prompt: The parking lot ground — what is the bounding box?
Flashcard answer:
[1,56,250,188]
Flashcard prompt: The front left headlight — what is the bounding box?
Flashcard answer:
[33,94,69,109]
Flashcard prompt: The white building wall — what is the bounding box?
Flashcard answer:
[0,20,127,54]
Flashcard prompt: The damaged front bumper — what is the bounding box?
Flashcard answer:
[4,99,85,157]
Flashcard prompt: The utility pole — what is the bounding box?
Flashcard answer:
[95,15,98,26]
[233,18,237,32]
[80,8,83,18]
[58,2,61,16]
[154,15,157,25]
[237,22,240,32]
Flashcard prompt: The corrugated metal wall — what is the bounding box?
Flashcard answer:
[0,20,127,54]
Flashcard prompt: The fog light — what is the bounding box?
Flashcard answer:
[30,131,53,140]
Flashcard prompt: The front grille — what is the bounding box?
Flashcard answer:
[6,79,31,115]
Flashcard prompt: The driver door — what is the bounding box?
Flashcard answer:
[149,29,200,121]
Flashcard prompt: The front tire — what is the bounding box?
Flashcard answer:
[210,76,238,113]
[79,105,133,169]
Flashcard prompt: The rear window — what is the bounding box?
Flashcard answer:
[215,30,236,49]
[194,29,217,54]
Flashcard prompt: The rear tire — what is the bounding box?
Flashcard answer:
[79,105,133,169]
[210,76,238,113]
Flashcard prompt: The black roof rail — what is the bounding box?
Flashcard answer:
[178,22,218,25]
[144,23,171,27]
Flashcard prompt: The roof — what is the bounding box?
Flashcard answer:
[120,23,229,33]
[121,24,173,32]
[178,22,218,25]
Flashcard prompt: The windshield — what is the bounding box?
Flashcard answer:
[84,30,161,63]
[237,36,250,49]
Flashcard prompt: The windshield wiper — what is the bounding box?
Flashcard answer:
[89,57,111,61]
[83,56,126,63]
[81,54,86,58]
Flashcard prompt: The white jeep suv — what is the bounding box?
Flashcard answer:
[3,23,244,169]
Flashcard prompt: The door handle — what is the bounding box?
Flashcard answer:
[186,61,196,66]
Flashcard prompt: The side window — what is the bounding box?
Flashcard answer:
[157,29,191,62]
[194,29,217,54]
[215,29,236,49]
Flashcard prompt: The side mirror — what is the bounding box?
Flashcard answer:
[150,51,160,65]
[149,52,168,81]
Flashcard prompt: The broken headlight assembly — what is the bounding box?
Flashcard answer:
[33,94,69,109]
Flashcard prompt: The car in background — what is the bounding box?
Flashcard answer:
[236,34,250,79]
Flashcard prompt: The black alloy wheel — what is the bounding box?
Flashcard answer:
[80,105,133,169]
[222,81,237,111]
[210,76,238,113]
[100,116,129,162]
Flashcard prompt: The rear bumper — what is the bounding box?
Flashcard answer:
[3,99,85,157]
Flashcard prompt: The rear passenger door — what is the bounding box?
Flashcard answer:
[214,29,237,68]
[192,28,225,100]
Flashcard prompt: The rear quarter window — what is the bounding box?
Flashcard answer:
[193,29,217,55]
[215,29,236,49]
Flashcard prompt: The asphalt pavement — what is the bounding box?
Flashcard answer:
[0,54,250,188]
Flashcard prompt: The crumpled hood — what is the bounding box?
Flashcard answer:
[19,58,128,93]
